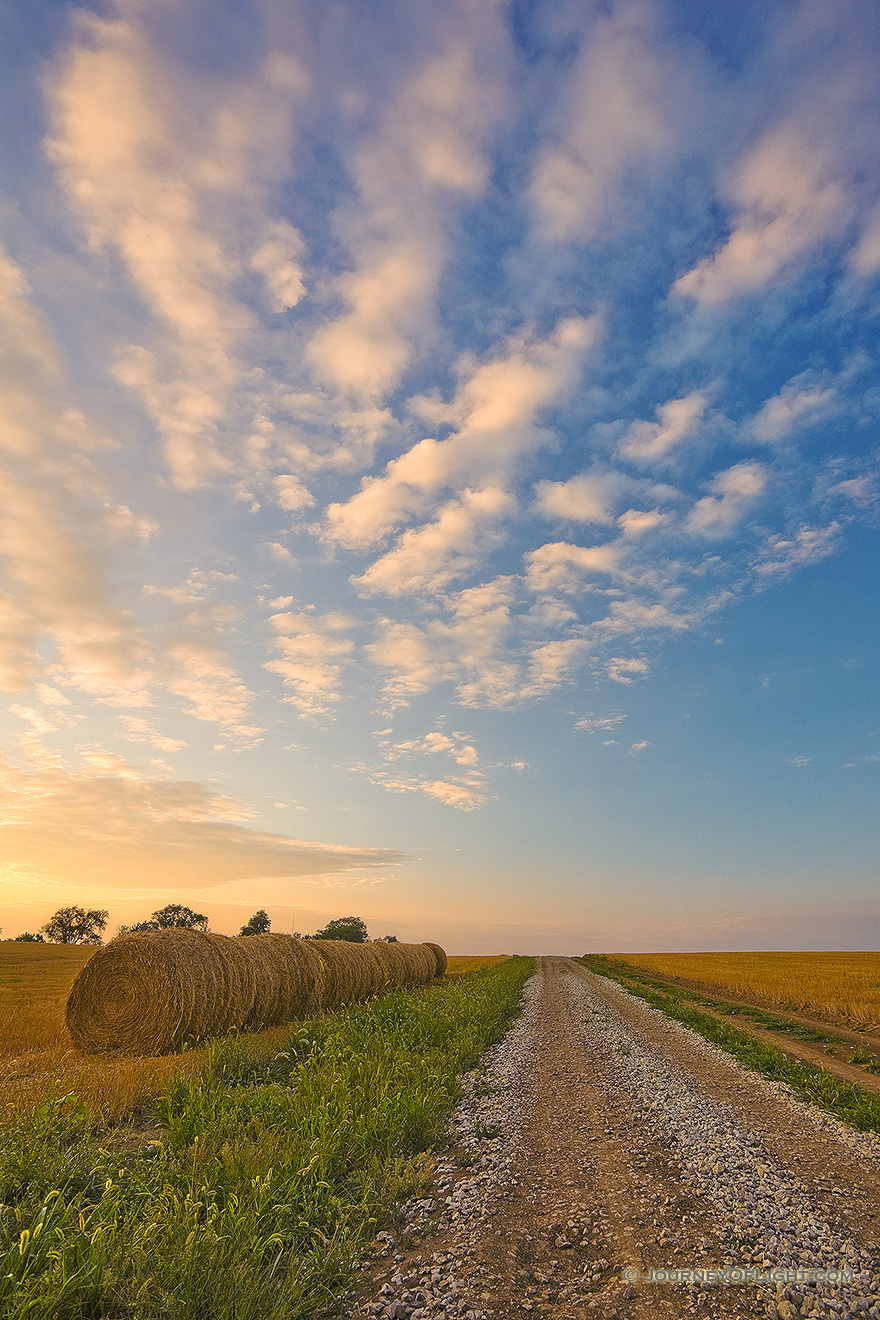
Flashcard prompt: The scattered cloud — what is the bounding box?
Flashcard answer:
[326,317,598,551]
[750,378,836,444]
[46,4,307,486]
[0,750,401,889]
[618,393,708,463]
[606,657,650,685]
[265,611,355,718]
[575,712,627,734]
[529,3,702,242]
[752,522,841,578]
[685,462,767,536]
[307,10,512,403]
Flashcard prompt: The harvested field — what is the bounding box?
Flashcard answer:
[613,952,880,1032]
[445,955,511,975]
[0,941,96,1056]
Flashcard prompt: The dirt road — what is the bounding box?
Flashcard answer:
[351,959,880,1320]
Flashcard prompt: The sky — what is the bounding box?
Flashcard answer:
[0,0,878,953]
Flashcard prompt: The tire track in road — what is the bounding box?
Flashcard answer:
[352,959,763,1320]
[568,960,880,1260]
[466,956,762,1320]
[565,961,880,1320]
[351,960,880,1320]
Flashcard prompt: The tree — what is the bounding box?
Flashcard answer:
[14,931,45,942]
[239,909,271,936]
[313,916,368,943]
[41,906,108,945]
[383,935,399,943]
[121,903,209,934]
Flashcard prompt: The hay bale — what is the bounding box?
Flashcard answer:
[313,940,363,1007]
[424,942,448,977]
[66,930,447,1055]
[66,929,226,1056]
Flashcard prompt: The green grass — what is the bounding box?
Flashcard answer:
[577,956,880,1135]
[0,956,534,1319]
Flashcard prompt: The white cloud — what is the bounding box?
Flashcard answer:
[751,379,836,444]
[599,600,690,635]
[250,221,307,312]
[117,715,188,754]
[618,392,708,463]
[0,243,152,703]
[535,469,636,525]
[389,729,480,768]
[46,6,306,486]
[163,639,260,737]
[307,15,511,403]
[265,611,355,718]
[35,684,71,708]
[673,112,859,306]
[362,766,489,811]
[830,476,878,507]
[274,474,315,513]
[367,577,521,711]
[529,4,700,242]
[617,508,672,536]
[521,637,590,697]
[685,461,767,536]
[354,486,513,597]
[752,522,841,578]
[326,317,599,549]
[524,540,621,595]
[0,750,400,889]
[606,656,650,684]
[575,712,627,734]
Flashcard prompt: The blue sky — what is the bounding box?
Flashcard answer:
[0,0,878,951]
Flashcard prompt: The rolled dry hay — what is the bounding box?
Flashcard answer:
[66,930,445,1055]
[424,942,448,977]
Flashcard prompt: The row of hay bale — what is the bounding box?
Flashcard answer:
[66,931,447,1056]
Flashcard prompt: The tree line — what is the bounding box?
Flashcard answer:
[8,907,398,944]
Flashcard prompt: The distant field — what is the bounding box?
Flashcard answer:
[0,941,96,1055]
[445,954,511,975]
[613,952,880,1032]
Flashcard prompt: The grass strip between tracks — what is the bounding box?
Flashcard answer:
[577,956,880,1135]
[0,956,535,1320]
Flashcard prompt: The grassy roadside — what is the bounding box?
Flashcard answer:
[577,956,880,1135]
[0,956,535,1320]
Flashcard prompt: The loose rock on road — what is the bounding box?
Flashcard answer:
[349,958,880,1320]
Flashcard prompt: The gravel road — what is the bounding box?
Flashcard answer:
[348,959,880,1320]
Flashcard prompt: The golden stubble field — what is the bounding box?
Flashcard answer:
[0,943,506,1117]
[615,951,880,1031]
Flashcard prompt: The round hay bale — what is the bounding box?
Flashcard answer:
[371,941,398,986]
[206,932,258,1035]
[423,942,448,977]
[291,937,326,1015]
[67,929,448,1055]
[311,939,348,1010]
[66,929,228,1056]
[241,934,286,1030]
